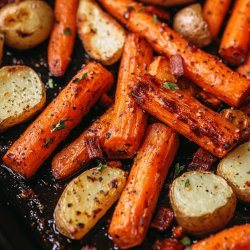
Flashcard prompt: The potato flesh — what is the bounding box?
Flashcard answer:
[0,66,45,131]
[54,167,127,240]
[77,0,125,65]
[0,33,3,65]
[217,141,250,203]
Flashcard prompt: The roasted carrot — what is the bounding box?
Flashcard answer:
[3,62,113,178]
[153,239,183,250]
[131,75,240,158]
[237,51,250,80]
[52,107,113,180]
[219,0,250,65]
[203,0,231,39]
[103,33,153,159]
[138,0,194,6]
[98,93,114,108]
[190,224,250,250]
[98,0,250,107]
[48,0,78,77]
[143,5,170,22]
[148,56,222,108]
[109,123,179,249]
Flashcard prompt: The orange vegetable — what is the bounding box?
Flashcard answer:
[48,0,78,76]
[99,0,250,107]
[109,123,179,248]
[203,0,231,39]
[104,33,153,159]
[131,75,240,158]
[52,107,113,180]
[237,51,250,80]
[191,224,250,250]
[138,0,194,6]
[98,93,114,108]
[3,62,113,178]
[219,0,250,65]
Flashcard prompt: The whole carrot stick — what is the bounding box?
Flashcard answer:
[131,75,240,158]
[48,0,78,77]
[98,0,250,107]
[237,51,250,80]
[219,0,250,65]
[190,224,250,250]
[109,123,179,249]
[2,62,113,178]
[52,108,113,180]
[103,33,153,159]
[203,0,231,39]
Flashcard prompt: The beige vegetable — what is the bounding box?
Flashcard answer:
[170,171,236,235]
[77,0,126,65]
[138,0,194,6]
[0,1,53,50]
[0,65,46,132]
[0,33,3,65]
[54,166,127,240]
[217,141,250,203]
[173,3,211,47]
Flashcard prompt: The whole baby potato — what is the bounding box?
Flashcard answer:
[173,3,211,47]
[0,0,53,50]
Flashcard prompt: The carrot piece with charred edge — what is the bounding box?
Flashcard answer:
[131,75,240,158]
[143,6,170,22]
[98,93,114,108]
[153,239,183,250]
[98,0,250,107]
[109,123,179,249]
[52,107,113,180]
[48,0,78,76]
[190,224,250,250]
[219,0,250,65]
[2,62,113,179]
[203,0,231,39]
[148,56,222,108]
[85,136,103,160]
[170,55,184,77]
[103,33,153,159]
[237,51,250,80]
[151,207,174,232]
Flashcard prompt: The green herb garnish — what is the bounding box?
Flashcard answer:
[136,7,146,13]
[97,163,107,172]
[153,14,158,24]
[185,179,190,187]
[173,163,185,178]
[64,27,72,36]
[51,119,67,132]
[163,82,179,90]
[43,138,54,148]
[72,73,88,83]
[47,78,54,89]
[181,236,191,246]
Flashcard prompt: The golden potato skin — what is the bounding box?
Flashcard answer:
[173,3,211,47]
[0,33,3,65]
[0,65,46,131]
[217,141,250,203]
[170,171,236,235]
[54,167,127,240]
[0,1,53,50]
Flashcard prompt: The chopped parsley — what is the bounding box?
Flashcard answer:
[136,7,146,13]
[153,14,158,24]
[163,82,179,90]
[72,73,88,83]
[97,163,107,172]
[185,179,190,187]
[43,138,54,148]
[64,27,72,36]
[51,119,67,132]
[173,163,185,178]
[47,78,54,89]
[181,236,191,246]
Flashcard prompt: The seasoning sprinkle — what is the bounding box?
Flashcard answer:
[64,27,72,36]
[73,73,88,83]
[185,179,190,187]
[174,163,185,178]
[163,82,179,90]
[51,119,68,132]
[97,163,107,172]
[153,14,158,24]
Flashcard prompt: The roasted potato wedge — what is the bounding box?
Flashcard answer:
[173,3,211,47]
[77,0,126,65]
[0,65,46,132]
[54,166,127,240]
[0,1,53,50]
[217,141,250,203]
[170,171,236,235]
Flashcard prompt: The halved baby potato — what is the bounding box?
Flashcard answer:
[0,1,53,50]
[54,166,127,240]
[169,171,236,235]
[217,141,250,203]
[0,65,46,132]
[77,0,126,65]
[0,33,3,65]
